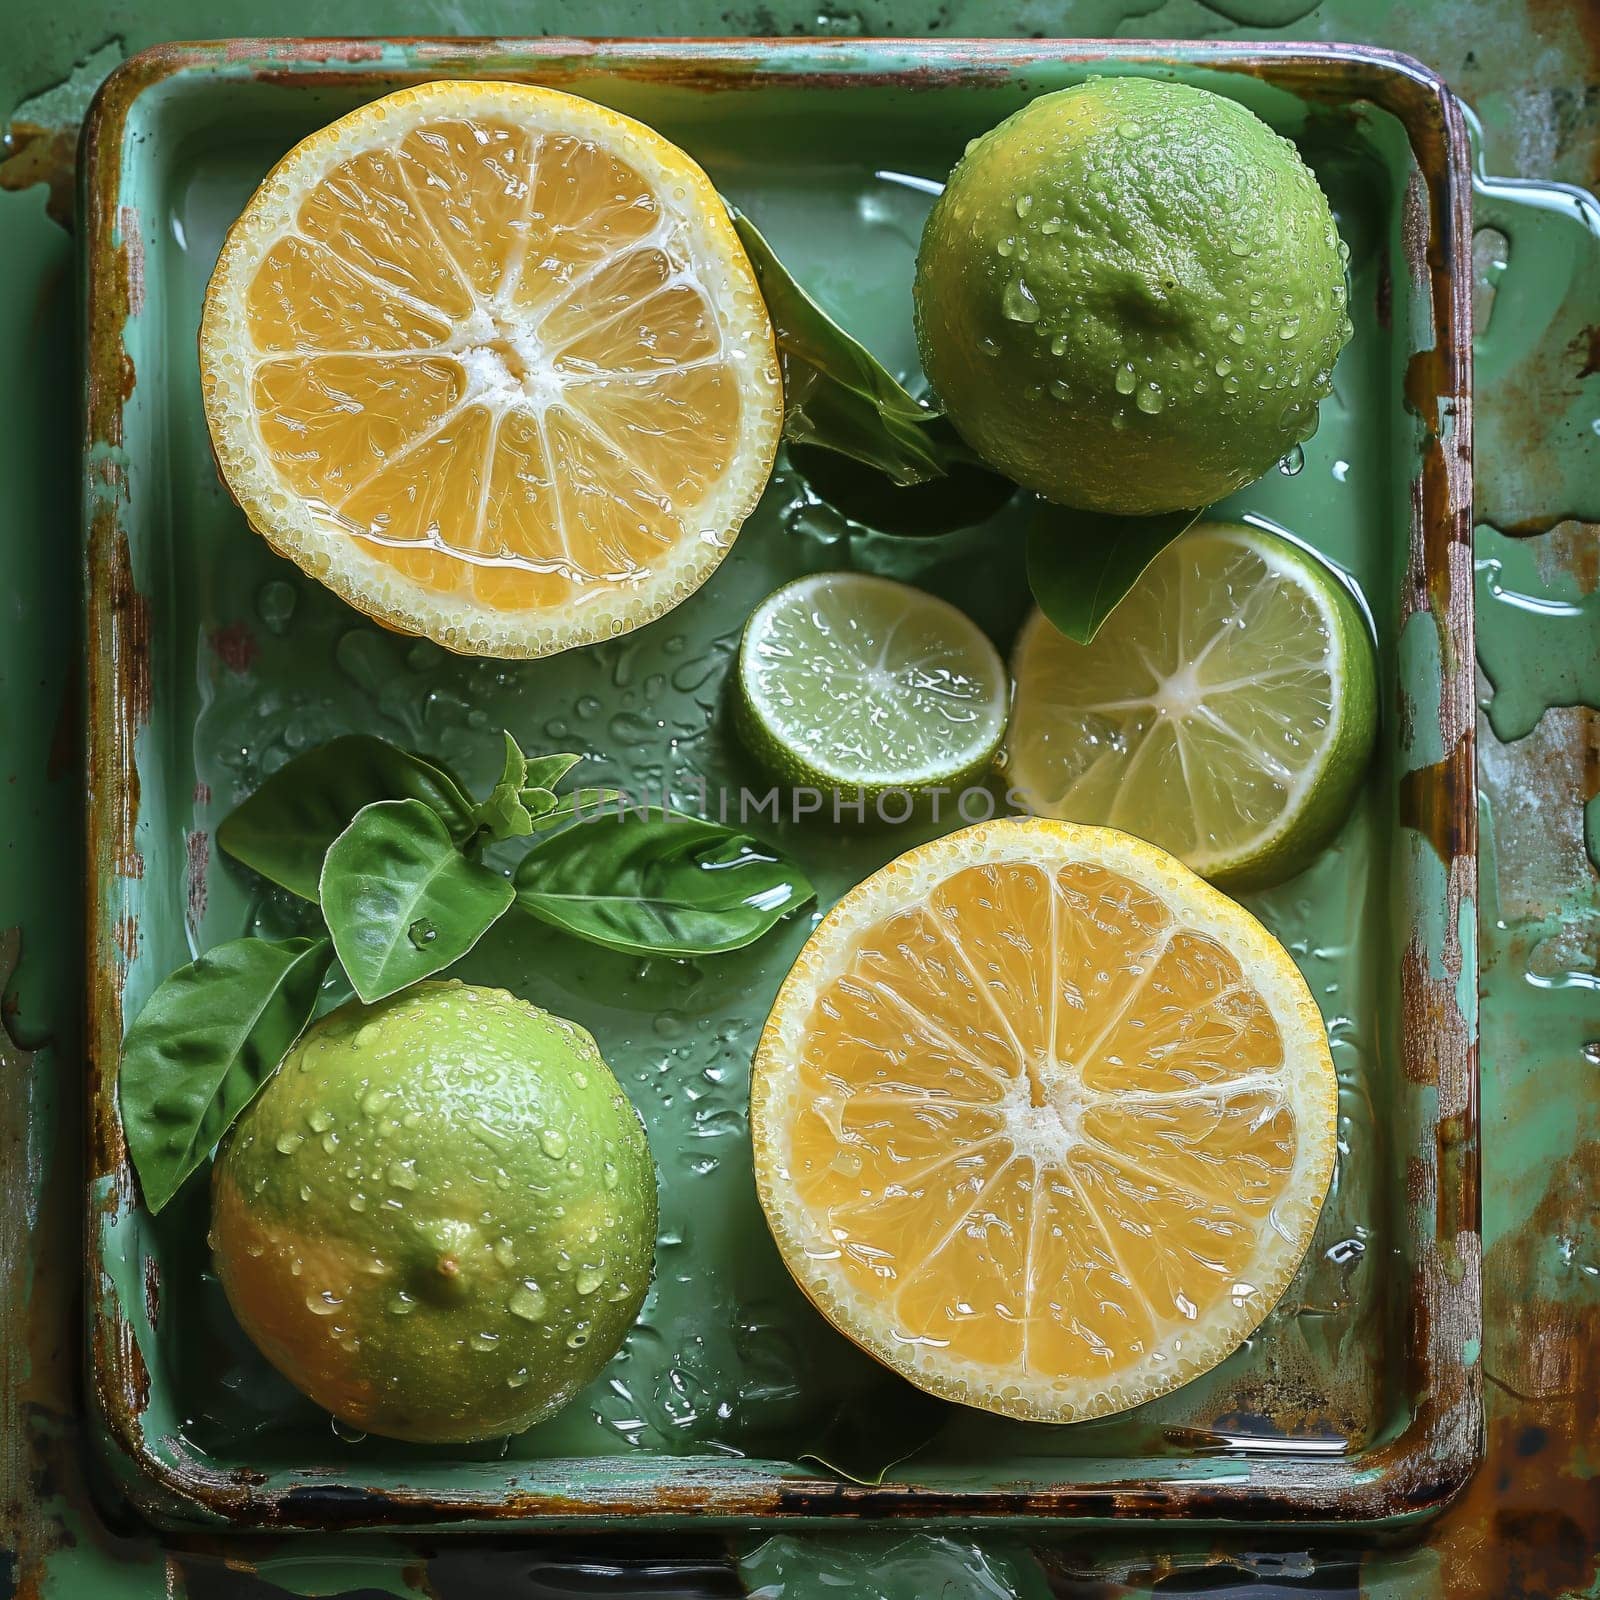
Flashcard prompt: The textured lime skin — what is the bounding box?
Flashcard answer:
[211,982,656,1443]
[1216,537,1378,891]
[914,78,1353,514]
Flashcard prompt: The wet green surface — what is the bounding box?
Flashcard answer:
[1,0,1598,1596]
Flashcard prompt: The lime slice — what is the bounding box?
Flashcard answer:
[1007,521,1377,889]
[735,572,1008,796]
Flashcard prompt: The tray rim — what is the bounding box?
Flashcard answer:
[81,33,1481,1534]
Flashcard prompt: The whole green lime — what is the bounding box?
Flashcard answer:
[210,981,656,1443]
[914,78,1353,514]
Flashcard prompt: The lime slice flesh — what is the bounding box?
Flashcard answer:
[1007,521,1377,889]
[735,572,1008,795]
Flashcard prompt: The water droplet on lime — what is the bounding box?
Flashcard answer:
[510,1283,547,1322]
[1002,276,1041,324]
[1136,382,1165,415]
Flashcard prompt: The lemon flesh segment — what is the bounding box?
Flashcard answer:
[752,818,1336,1424]
[200,81,783,659]
[735,572,1009,794]
[1007,521,1377,890]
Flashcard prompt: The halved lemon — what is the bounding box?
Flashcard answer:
[199,81,783,658]
[752,818,1337,1423]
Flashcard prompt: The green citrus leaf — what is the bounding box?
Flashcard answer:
[732,207,953,487]
[785,441,1014,540]
[119,935,333,1213]
[217,735,476,900]
[1026,500,1204,644]
[514,808,815,958]
[320,800,515,1003]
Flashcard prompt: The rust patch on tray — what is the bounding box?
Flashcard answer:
[1574,322,1600,380]
[1431,1143,1600,1600]
[0,121,77,229]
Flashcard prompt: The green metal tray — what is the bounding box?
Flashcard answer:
[81,36,1479,1534]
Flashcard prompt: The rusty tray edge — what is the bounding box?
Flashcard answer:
[80,34,1481,1534]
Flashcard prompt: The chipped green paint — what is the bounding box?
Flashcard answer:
[1472,156,1600,536]
[0,2,1596,1598]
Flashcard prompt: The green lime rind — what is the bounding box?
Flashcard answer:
[211,981,657,1444]
[733,572,1009,806]
[1208,533,1377,891]
[914,77,1354,516]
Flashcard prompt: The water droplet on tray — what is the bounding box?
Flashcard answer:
[256,581,297,635]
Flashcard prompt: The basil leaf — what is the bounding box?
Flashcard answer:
[514,808,815,958]
[218,735,476,900]
[522,752,583,792]
[532,788,626,830]
[320,800,515,1003]
[119,935,333,1213]
[476,742,586,842]
[732,208,951,487]
[475,732,535,840]
[522,787,559,821]
[1026,501,1205,644]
